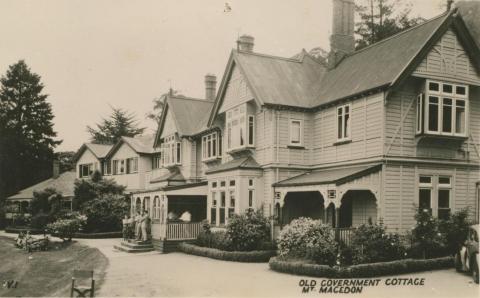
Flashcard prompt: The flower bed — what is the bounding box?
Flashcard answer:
[179,243,276,263]
[269,256,454,278]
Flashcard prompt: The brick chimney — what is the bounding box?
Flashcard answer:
[328,0,355,68]
[237,35,255,52]
[205,74,217,101]
[53,160,60,179]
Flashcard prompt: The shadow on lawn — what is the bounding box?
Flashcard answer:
[0,236,108,297]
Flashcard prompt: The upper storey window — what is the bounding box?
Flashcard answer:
[161,134,181,167]
[416,80,468,137]
[337,104,351,141]
[289,119,303,146]
[226,105,254,152]
[202,132,222,161]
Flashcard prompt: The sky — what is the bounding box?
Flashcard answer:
[0,0,451,151]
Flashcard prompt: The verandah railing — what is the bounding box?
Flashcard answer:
[334,228,354,246]
[166,222,203,240]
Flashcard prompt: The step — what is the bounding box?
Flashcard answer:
[113,245,155,253]
[120,241,154,249]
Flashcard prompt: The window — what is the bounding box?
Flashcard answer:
[226,104,255,151]
[211,192,217,225]
[153,196,160,219]
[248,178,254,209]
[228,190,235,218]
[416,94,424,134]
[120,160,125,174]
[160,134,181,167]
[220,191,226,225]
[419,80,468,137]
[202,132,221,161]
[438,177,451,220]
[126,157,138,174]
[289,120,303,146]
[112,160,119,175]
[79,164,93,178]
[152,154,162,169]
[419,175,432,214]
[337,104,351,141]
[103,161,111,176]
[229,180,235,187]
[328,190,336,199]
[220,180,226,187]
[212,181,217,188]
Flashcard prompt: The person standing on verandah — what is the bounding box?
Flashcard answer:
[141,210,150,242]
[135,210,142,240]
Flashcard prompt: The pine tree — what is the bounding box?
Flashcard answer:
[355,0,425,49]
[87,107,145,144]
[0,60,61,201]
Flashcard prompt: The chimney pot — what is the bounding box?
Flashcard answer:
[205,74,217,101]
[329,0,355,68]
[237,35,255,52]
[53,160,60,178]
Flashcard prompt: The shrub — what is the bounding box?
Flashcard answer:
[269,256,454,278]
[438,208,471,255]
[349,223,407,265]
[30,188,63,219]
[30,212,50,230]
[411,208,448,258]
[179,243,275,262]
[277,217,337,266]
[81,194,128,233]
[73,176,125,209]
[226,209,270,251]
[196,230,233,251]
[47,218,83,241]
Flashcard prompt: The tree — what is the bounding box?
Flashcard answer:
[146,95,166,124]
[54,151,76,173]
[0,60,61,203]
[355,0,425,49]
[87,106,145,144]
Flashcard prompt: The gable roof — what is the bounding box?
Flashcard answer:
[73,143,113,162]
[155,95,214,146]
[205,156,261,174]
[106,134,156,158]
[7,171,76,200]
[210,9,480,122]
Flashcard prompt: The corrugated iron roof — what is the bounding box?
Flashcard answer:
[7,171,76,200]
[206,156,261,174]
[273,164,382,187]
[121,134,156,154]
[167,95,214,136]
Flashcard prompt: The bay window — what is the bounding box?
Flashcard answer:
[337,104,351,141]
[160,134,181,167]
[202,132,221,161]
[226,105,255,152]
[417,80,468,136]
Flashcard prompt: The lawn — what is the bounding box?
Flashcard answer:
[0,236,108,297]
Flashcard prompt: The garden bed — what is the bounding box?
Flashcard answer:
[269,256,454,278]
[179,243,276,263]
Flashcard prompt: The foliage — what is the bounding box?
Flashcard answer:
[410,208,448,258]
[277,218,337,266]
[81,194,129,233]
[54,151,76,173]
[46,217,85,241]
[29,212,50,230]
[0,60,61,208]
[269,256,454,278]
[349,223,407,265]
[29,188,64,222]
[438,208,472,255]
[196,230,233,251]
[73,175,125,209]
[179,243,276,263]
[226,209,271,251]
[87,106,145,144]
[355,0,425,49]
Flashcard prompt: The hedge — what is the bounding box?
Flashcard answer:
[5,226,44,235]
[179,243,276,263]
[269,256,454,278]
[49,231,122,239]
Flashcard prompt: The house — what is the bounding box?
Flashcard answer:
[104,0,479,251]
[103,135,157,192]
[73,143,113,178]
[5,161,76,223]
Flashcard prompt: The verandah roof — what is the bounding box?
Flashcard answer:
[273,164,382,188]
